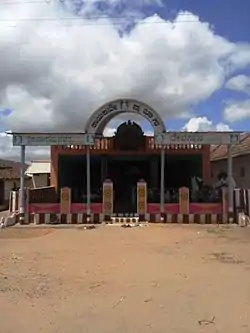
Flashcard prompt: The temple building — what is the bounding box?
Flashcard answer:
[50,119,210,214]
[11,98,241,223]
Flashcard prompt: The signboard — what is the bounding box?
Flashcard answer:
[12,133,95,146]
[85,99,166,134]
[154,132,241,145]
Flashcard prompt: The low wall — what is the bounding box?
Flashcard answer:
[147,203,222,214]
[28,203,103,214]
[28,186,57,203]
[27,203,222,215]
[10,186,250,225]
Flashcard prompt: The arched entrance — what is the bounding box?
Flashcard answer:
[85,99,166,213]
[84,98,166,135]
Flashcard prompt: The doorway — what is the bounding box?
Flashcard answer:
[107,157,150,213]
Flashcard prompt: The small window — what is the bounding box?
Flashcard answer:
[240,167,245,177]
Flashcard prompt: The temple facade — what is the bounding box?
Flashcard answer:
[11,98,241,223]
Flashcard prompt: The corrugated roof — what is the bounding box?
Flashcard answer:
[25,161,51,175]
[210,133,250,161]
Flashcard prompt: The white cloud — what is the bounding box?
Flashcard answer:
[227,43,250,70]
[183,117,232,132]
[0,1,249,159]
[223,99,250,122]
[0,133,49,161]
[103,127,116,137]
[226,75,250,95]
[93,0,163,6]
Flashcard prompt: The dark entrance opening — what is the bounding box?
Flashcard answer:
[58,155,102,203]
[165,155,202,188]
[107,157,150,213]
[58,152,203,211]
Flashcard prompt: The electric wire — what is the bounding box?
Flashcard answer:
[0,1,202,27]
[0,16,200,27]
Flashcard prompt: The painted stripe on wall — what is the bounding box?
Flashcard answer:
[23,213,232,224]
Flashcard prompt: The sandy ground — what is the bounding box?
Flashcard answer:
[1,224,250,333]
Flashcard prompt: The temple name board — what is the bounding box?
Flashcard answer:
[87,99,165,134]
[12,133,95,146]
[155,132,241,145]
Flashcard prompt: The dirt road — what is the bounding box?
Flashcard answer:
[0,224,250,333]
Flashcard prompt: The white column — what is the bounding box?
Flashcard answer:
[160,147,165,214]
[19,145,26,223]
[227,144,233,213]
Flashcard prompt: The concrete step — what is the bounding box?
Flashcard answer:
[111,216,139,224]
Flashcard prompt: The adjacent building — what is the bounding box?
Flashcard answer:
[0,159,29,209]
[25,160,51,188]
[210,133,250,188]
[0,159,51,210]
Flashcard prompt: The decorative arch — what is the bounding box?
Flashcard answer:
[84,98,166,135]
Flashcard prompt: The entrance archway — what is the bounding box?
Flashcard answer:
[84,98,166,213]
[84,98,166,135]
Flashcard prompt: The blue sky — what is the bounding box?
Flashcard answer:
[142,0,250,131]
[149,0,250,43]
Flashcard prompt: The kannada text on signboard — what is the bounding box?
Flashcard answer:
[90,99,161,130]
[13,134,95,146]
[155,132,240,145]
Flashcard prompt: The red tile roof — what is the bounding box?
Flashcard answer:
[0,159,29,180]
[210,133,250,161]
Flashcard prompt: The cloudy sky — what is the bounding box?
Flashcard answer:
[0,0,250,160]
